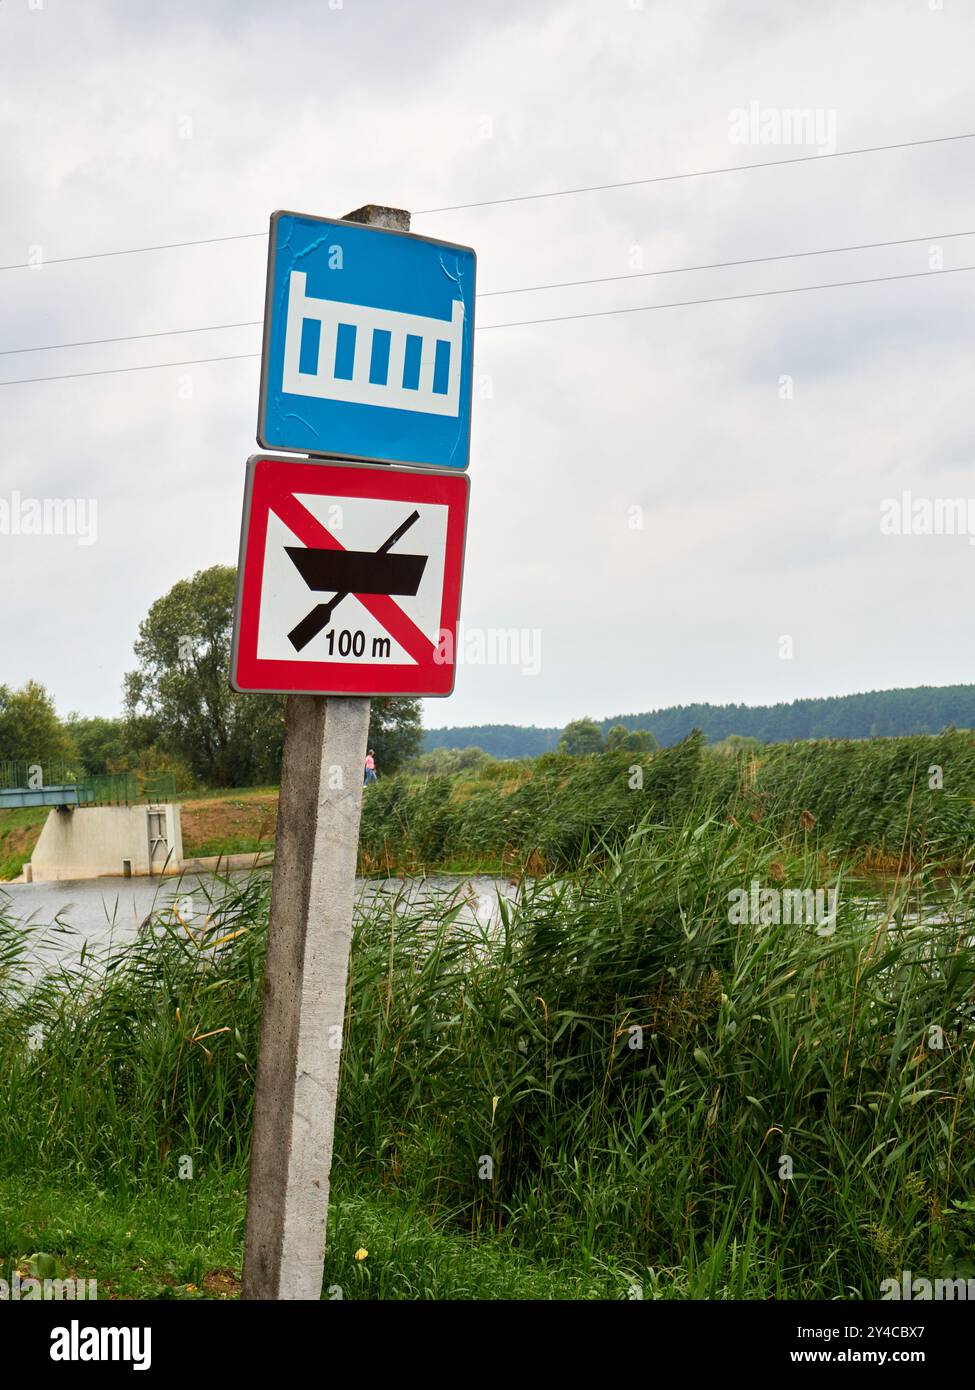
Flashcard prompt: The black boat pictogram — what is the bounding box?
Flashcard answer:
[286,509,426,652]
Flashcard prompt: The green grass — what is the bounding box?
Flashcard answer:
[0,804,49,880]
[0,1175,637,1300]
[0,1174,246,1299]
[2,806,974,1299]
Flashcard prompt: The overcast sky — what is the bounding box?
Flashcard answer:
[1,0,973,733]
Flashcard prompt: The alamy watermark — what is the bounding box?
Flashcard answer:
[728,101,837,155]
[728,880,838,934]
[880,491,975,544]
[50,1320,150,1370]
[435,623,541,676]
[881,1269,975,1300]
[0,492,97,545]
[1,1270,97,1301]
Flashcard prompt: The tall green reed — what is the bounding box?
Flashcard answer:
[1,808,972,1296]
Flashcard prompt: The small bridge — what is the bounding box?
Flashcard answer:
[0,761,175,810]
[1,761,184,881]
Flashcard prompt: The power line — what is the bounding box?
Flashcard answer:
[1,262,971,386]
[3,227,972,358]
[2,130,973,274]
[415,131,975,214]
[479,228,975,298]
[0,320,262,357]
[0,232,267,274]
[0,353,260,387]
[478,262,975,331]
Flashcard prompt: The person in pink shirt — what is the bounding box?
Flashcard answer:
[364,750,378,785]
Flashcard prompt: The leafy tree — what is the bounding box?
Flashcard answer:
[605,724,658,753]
[708,733,762,758]
[124,565,284,786]
[0,681,75,771]
[407,745,491,776]
[424,723,560,758]
[63,715,134,775]
[367,697,423,776]
[451,744,491,772]
[558,717,604,756]
[129,745,196,791]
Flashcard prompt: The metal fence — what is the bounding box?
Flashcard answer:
[0,759,77,791]
[143,773,178,804]
[0,762,178,806]
[75,773,136,807]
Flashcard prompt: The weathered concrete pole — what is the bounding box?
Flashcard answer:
[241,203,410,1301]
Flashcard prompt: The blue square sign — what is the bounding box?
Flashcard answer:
[257,210,476,469]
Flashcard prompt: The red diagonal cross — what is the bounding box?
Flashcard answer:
[269,487,437,667]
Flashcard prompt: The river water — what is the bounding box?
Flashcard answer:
[0,870,518,980]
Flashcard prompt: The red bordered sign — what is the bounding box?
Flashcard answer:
[231,455,469,696]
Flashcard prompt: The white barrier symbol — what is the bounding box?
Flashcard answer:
[282,271,465,417]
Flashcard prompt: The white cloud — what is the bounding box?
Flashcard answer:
[0,0,972,730]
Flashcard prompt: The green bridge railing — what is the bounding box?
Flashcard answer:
[0,759,77,791]
[76,773,136,807]
[0,762,177,807]
[74,773,178,806]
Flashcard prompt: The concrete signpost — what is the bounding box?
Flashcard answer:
[238,204,474,1300]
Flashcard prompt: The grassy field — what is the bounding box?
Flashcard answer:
[177,788,278,859]
[2,800,973,1300]
[0,1176,624,1300]
[0,805,49,881]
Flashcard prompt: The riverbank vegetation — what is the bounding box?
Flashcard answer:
[2,794,973,1299]
[359,728,975,874]
[5,726,972,882]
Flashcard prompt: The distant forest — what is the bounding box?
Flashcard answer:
[423,684,975,757]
